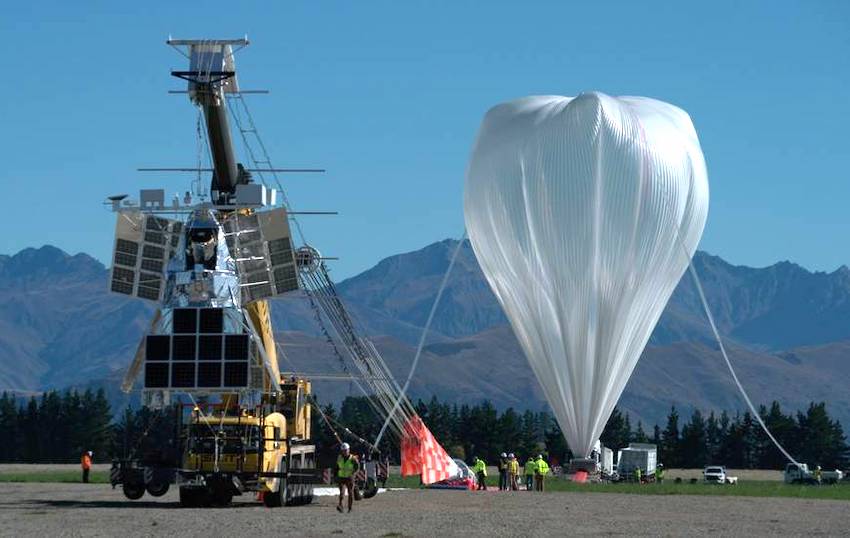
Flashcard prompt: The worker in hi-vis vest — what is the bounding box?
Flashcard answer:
[508,453,519,490]
[472,456,488,490]
[534,455,550,491]
[524,456,537,491]
[336,442,359,513]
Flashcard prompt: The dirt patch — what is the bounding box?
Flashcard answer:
[0,482,846,537]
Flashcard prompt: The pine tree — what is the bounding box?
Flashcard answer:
[705,412,722,464]
[543,419,571,465]
[498,407,522,456]
[20,397,40,462]
[796,402,848,469]
[600,408,631,450]
[679,410,708,468]
[633,421,649,443]
[0,393,19,461]
[660,406,680,467]
[758,401,796,469]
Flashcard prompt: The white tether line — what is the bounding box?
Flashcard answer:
[374,233,467,446]
[686,256,799,465]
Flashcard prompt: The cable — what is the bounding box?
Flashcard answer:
[686,257,800,465]
[375,234,467,446]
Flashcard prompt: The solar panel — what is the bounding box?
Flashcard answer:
[146,335,171,361]
[173,309,197,334]
[224,362,248,386]
[109,211,183,302]
[224,334,250,360]
[197,362,222,387]
[223,207,300,304]
[198,335,223,360]
[145,363,169,388]
[171,362,196,387]
[172,335,196,361]
[199,308,224,333]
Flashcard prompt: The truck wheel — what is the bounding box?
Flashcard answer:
[262,483,284,508]
[362,477,379,499]
[179,487,209,508]
[210,488,233,507]
[146,482,170,497]
[122,482,145,500]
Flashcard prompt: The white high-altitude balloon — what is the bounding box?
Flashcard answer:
[464,92,708,457]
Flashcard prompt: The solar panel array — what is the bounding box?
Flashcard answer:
[222,207,300,304]
[143,307,253,390]
[109,212,182,301]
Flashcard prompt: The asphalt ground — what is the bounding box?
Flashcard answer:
[0,480,847,537]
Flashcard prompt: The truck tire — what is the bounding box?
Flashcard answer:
[361,477,379,499]
[210,487,233,507]
[146,482,170,497]
[122,482,145,500]
[262,481,285,508]
[179,487,209,508]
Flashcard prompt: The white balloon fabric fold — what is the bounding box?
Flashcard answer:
[464,92,709,457]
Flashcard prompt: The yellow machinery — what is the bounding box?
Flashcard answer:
[177,379,316,507]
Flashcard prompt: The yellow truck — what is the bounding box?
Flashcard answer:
[114,378,320,507]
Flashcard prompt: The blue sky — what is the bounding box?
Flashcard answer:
[1,1,848,280]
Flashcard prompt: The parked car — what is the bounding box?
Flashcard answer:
[703,466,738,484]
[427,459,477,490]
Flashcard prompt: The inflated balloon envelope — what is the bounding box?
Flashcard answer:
[464,92,709,457]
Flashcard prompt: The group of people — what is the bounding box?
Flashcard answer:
[471,453,550,491]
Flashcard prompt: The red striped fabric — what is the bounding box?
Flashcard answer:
[400,416,458,485]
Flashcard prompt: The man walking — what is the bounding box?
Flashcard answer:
[81,451,92,483]
[508,453,519,491]
[534,454,549,492]
[336,443,359,513]
[472,456,488,490]
[524,456,536,491]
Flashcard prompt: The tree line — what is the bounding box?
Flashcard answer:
[1,389,847,470]
[316,396,848,470]
[0,389,112,463]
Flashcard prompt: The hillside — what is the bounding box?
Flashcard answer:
[2,241,850,427]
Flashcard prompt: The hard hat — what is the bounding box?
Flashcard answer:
[509,453,515,458]
[817,465,822,470]
[658,463,664,468]
[340,442,350,451]
[537,454,543,459]
[87,451,93,456]
[500,452,507,458]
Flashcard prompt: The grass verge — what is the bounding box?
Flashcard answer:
[385,475,850,501]
[0,470,110,484]
[4,471,849,501]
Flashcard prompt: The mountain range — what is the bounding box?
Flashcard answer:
[2,241,850,429]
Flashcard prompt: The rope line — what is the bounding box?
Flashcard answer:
[686,258,799,465]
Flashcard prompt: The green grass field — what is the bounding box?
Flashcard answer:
[384,475,850,501]
[3,471,849,501]
[0,470,110,484]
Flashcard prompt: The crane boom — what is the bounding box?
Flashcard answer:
[168,38,248,201]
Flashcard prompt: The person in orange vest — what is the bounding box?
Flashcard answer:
[81,451,92,483]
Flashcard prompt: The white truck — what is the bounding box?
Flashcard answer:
[616,443,657,481]
[784,463,844,484]
[703,466,738,484]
